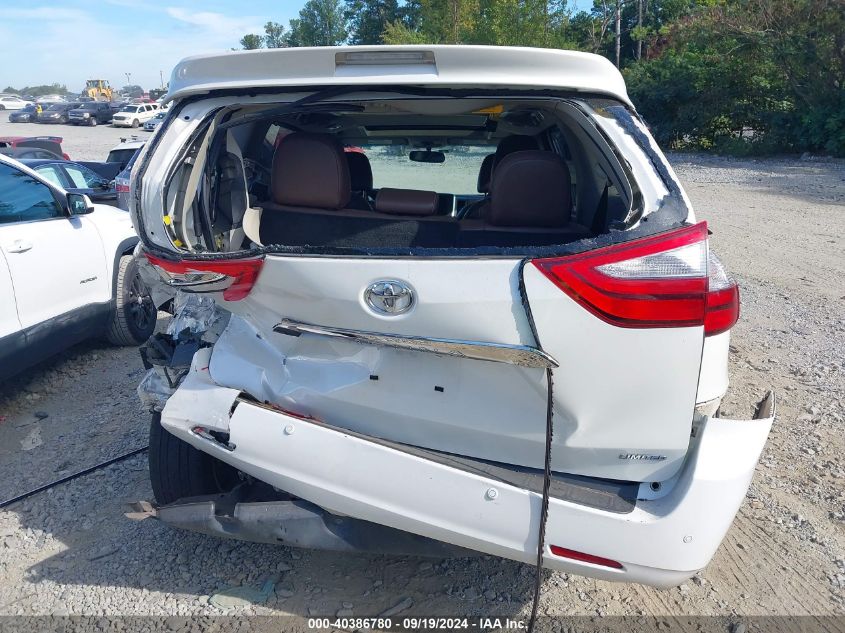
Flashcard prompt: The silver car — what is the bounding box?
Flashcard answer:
[143,111,166,132]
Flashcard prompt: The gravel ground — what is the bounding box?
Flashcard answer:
[0,121,843,622]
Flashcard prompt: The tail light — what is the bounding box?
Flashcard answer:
[533,222,738,335]
[704,250,739,336]
[145,253,263,301]
[115,181,130,194]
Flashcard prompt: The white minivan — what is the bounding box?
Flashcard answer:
[131,46,774,588]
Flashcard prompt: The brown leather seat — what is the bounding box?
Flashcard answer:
[459,150,590,246]
[268,132,352,211]
[259,134,459,247]
[375,188,438,216]
[346,151,374,211]
[488,150,572,227]
[462,136,539,220]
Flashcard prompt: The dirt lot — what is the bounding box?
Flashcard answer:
[0,121,843,622]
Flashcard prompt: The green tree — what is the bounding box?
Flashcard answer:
[287,0,349,46]
[5,83,71,97]
[240,33,264,49]
[345,0,401,44]
[264,21,288,47]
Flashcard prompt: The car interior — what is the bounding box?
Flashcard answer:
[165,96,641,254]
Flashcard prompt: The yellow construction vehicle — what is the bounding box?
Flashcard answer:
[84,79,113,102]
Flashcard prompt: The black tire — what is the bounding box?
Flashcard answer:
[106,255,156,346]
[0,105,5,111]
[132,119,139,128]
[149,413,241,505]
[89,117,97,127]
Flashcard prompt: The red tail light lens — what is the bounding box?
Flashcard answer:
[533,222,710,329]
[550,545,623,569]
[115,182,130,194]
[704,251,739,336]
[145,254,264,301]
[533,222,738,336]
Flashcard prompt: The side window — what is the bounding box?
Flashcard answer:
[0,163,63,224]
[34,165,65,188]
[64,165,90,188]
[65,164,102,188]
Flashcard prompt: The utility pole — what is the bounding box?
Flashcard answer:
[159,70,165,89]
[637,0,643,60]
[124,72,132,88]
[614,0,621,68]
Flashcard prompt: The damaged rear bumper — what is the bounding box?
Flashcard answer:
[157,348,775,588]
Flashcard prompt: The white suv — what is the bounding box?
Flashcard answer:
[0,155,157,381]
[132,46,774,588]
[0,95,32,110]
[112,103,159,128]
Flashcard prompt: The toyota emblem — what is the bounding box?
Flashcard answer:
[364,280,414,315]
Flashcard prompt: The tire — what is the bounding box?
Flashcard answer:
[149,413,241,505]
[89,117,97,127]
[106,255,156,346]
[0,105,5,111]
[132,119,139,128]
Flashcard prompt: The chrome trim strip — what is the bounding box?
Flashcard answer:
[273,319,558,369]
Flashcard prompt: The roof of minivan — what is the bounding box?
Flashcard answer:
[167,45,631,106]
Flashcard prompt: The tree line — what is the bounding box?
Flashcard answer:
[239,0,844,156]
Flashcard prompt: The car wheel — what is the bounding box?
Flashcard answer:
[0,105,5,111]
[89,117,97,127]
[106,254,156,346]
[149,413,241,505]
[132,119,139,128]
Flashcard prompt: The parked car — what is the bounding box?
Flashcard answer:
[0,136,69,159]
[0,154,157,381]
[36,94,67,104]
[114,147,143,211]
[106,137,145,169]
[74,138,146,183]
[36,102,82,124]
[112,103,158,128]
[8,104,38,123]
[0,147,63,160]
[68,101,113,126]
[20,159,117,203]
[0,95,32,110]
[133,46,774,589]
[143,111,166,132]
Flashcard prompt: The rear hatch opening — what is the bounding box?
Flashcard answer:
[136,86,738,488]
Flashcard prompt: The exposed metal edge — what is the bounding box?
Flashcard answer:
[272,319,558,369]
[152,483,474,557]
[754,390,776,420]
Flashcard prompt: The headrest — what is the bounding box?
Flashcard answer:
[271,132,350,209]
[375,188,439,216]
[494,135,539,167]
[346,151,373,191]
[489,151,572,228]
[477,153,495,194]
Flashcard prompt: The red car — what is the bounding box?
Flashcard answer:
[0,136,70,160]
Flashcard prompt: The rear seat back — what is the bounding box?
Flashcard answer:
[489,150,572,227]
[346,151,374,211]
[270,132,351,210]
[260,134,458,248]
[258,134,585,250]
[459,150,590,247]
